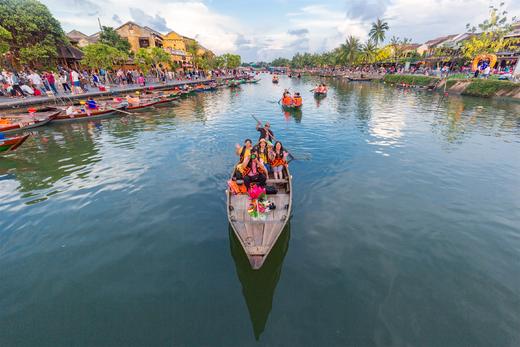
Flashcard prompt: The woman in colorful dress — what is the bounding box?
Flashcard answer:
[270,141,288,180]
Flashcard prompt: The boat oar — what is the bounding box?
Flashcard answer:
[250,114,307,161]
[106,106,132,115]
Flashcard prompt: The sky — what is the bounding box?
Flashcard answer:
[41,0,520,62]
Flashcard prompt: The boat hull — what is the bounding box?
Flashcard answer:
[226,166,292,269]
[53,108,123,122]
[0,109,61,134]
[0,134,30,154]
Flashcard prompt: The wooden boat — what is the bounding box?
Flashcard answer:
[53,104,127,122]
[226,165,292,269]
[347,77,373,82]
[0,107,60,134]
[0,134,30,154]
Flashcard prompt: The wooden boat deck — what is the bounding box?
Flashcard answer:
[227,169,292,269]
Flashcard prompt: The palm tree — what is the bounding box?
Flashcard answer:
[360,40,378,64]
[389,35,400,62]
[338,35,361,66]
[369,18,389,46]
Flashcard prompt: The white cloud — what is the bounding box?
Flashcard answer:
[384,0,520,42]
[42,0,242,54]
[41,0,520,61]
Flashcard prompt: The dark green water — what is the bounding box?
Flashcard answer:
[1,75,519,346]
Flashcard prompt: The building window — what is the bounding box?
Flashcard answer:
[139,38,150,48]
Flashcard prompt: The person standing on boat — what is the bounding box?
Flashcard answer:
[256,122,274,143]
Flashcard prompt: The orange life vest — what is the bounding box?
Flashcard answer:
[293,96,302,106]
[282,96,292,106]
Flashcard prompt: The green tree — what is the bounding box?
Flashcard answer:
[221,53,241,68]
[271,57,291,67]
[81,43,128,70]
[0,24,12,55]
[359,40,378,64]
[99,26,131,53]
[338,36,360,65]
[369,18,389,46]
[134,48,153,74]
[0,0,66,68]
[462,3,519,59]
[149,47,171,76]
[213,55,226,69]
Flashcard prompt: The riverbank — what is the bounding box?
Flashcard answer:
[382,74,520,99]
[0,76,241,111]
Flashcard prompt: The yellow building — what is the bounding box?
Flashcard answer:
[114,21,163,53]
[163,31,191,66]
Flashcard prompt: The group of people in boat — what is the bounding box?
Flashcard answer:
[281,89,303,107]
[234,122,289,190]
[313,84,328,94]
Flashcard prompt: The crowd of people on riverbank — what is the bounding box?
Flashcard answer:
[0,66,243,100]
[302,63,518,81]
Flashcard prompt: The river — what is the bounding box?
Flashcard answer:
[1,74,519,346]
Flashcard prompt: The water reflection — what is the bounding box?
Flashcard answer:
[431,95,520,145]
[0,123,100,199]
[229,223,291,340]
[282,109,303,123]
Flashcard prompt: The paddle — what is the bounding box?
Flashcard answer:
[106,105,132,115]
[250,114,308,162]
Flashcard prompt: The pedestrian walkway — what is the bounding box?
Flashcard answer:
[0,78,217,110]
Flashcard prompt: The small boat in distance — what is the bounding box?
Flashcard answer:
[226,165,292,269]
[0,134,30,155]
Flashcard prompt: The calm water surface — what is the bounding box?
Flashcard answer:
[1,75,519,346]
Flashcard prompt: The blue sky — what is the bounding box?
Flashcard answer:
[42,0,520,62]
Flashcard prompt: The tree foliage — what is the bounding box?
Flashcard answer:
[0,24,12,55]
[221,53,241,68]
[0,0,66,67]
[81,43,128,70]
[359,40,378,64]
[369,18,389,46]
[134,48,153,74]
[271,57,291,67]
[99,26,131,53]
[462,3,519,59]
